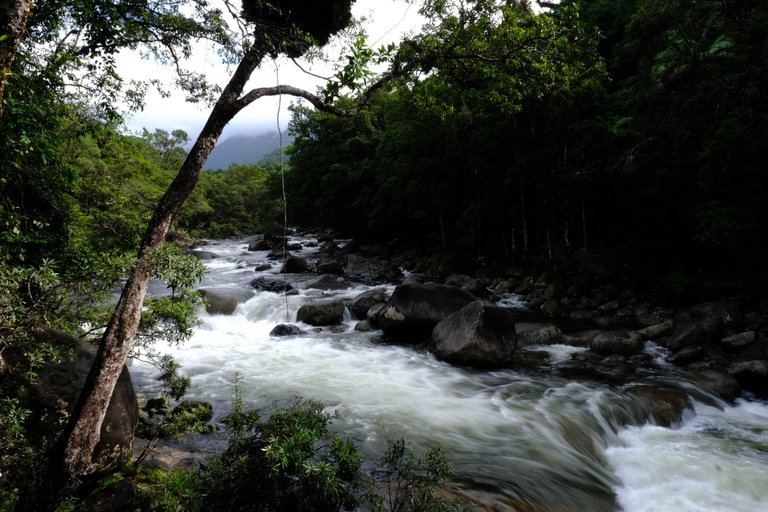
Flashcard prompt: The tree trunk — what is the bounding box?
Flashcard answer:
[19,44,270,511]
[60,43,269,477]
[0,0,31,113]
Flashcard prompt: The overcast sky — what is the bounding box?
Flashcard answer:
[121,0,424,141]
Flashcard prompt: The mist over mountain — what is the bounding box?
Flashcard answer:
[204,131,293,169]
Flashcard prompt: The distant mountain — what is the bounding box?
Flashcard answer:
[204,131,293,170]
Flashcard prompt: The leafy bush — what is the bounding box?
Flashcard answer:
[371,439,461,512]
[195,398,362,512]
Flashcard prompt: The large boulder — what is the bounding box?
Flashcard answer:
[343,254,403,285]
[349,288,389,319]
[685,370,742,402]
[590,330,644,355]
[430,301,517,367]
[666,320,721,351]
[280,256,309,273]
[198,287,254,315]
[296,300,346,326]
[301,273,352,290]
[31,330,138,477]
[612,387,693,428]
[250,277,293,293]
[247,233,285,251]
[444,273,489,298]
[727,340,768,394]
[376,282,476,340]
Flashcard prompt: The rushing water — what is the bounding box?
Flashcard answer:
[131,235,768,512]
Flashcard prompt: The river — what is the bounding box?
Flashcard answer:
[131,235,768,512]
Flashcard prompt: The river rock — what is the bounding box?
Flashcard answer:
[171,400,214,422]
[280,256,309,273]
[31,330,137,477]
[190,250,221,260]
[590,330,644,355]
[666,321,717,351]
[727,359,768,394]
[666,345,706,366]
[720,331,757,353]
[563,329,602,347]
[315,261,345,275]
[296,300,345,326]
[301,273,352,290]
[636,319,673,340]
[516,324,564,347]
[354,320,374,332]
[444,273,489,298]
[618,387,693,427]
[350,287,389,319]
[250,277,293,293]
[248,233,285,251]
[728,340,768,392]
[270,324,307,337]
[690,300,742,327]
[343,254,403,285]
[685,370,742,402]
[376,282,477,340]
[198,287,254,315]
[430,301,517,367]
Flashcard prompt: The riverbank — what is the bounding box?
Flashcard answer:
[121,232,768,511]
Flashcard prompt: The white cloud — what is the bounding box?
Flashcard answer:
[122,0,424,140]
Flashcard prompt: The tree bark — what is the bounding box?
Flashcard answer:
[21,16,419,509]
[0,0,31,114]
[58,43,271,479]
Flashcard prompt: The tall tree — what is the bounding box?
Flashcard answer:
[20,1,365,507]
[0,0,30,112]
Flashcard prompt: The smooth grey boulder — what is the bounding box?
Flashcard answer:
[377,282,476,340]
[198,287,254,315]
[430,301,517,367]
[350,287,388,319]
[296,300,345,326]
[270,324,307,337]
[250,277,293,293]
[301,273,352,290]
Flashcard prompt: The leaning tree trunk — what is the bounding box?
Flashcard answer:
[0,0,31,114]
[59,43,269,477]
[18,44,271,511]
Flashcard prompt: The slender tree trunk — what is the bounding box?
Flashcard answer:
[19,44,270,511]
[0,0,31,114]
[59,43,269,478]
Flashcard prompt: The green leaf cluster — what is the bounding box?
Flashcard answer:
[286,0,768,297]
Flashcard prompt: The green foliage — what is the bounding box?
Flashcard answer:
[178,163,283,238]
[370,439,461,512]
[0,398,32,504]
[143,468,200,512]
[285,0,768,297]
[195,398,363,512]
